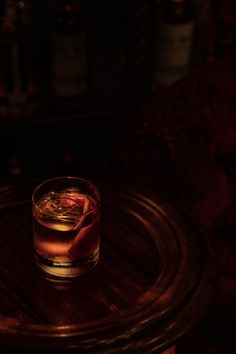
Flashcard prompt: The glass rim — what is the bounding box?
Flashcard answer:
[32,176,101,212]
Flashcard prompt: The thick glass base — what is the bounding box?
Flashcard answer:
[34,249,99,278]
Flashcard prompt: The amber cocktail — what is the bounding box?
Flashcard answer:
[32,177,100,277]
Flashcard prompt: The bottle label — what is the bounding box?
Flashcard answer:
[154,21,194,86]
[51,32,88,97]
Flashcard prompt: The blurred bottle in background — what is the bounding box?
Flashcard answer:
[0,0,37,117]
[192,0,212,66]
[49,0,88,113]
[152,0,195,89]
[88,0,152,112]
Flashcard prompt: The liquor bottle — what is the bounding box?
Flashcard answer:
[49,0,88,112]
[125,0,151,107]
[89,0,152,111]
[152,0,195,88]
[0,0,36,117]
[88,0,128,110]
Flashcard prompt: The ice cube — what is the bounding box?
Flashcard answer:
[35,191,93,227]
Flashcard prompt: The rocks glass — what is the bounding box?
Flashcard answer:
[32,176,100,278]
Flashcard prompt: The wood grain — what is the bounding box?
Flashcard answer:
[0,182,216,353]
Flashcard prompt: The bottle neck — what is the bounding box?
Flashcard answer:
[53,0,86,33]
[161,0,194,23]
[1,0,30,31]
[60,0,81,14]
[2,0,17,31]
[5,0,17,21]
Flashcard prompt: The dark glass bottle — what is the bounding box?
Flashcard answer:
[152,0,195,88]
[49,0,88,113]
[0,0,36,117]
[191,0,212,66]
[88,0,152,112]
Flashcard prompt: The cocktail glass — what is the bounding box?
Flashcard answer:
[32,176,100,278]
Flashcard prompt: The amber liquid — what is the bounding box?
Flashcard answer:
[33,191,100,277]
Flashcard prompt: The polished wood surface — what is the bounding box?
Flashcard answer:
[0,181,215,353]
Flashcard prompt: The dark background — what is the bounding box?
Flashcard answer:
[1,0,229,183]
[1,3,236,352]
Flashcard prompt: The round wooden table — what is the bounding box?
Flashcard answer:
[0,180,216,353]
